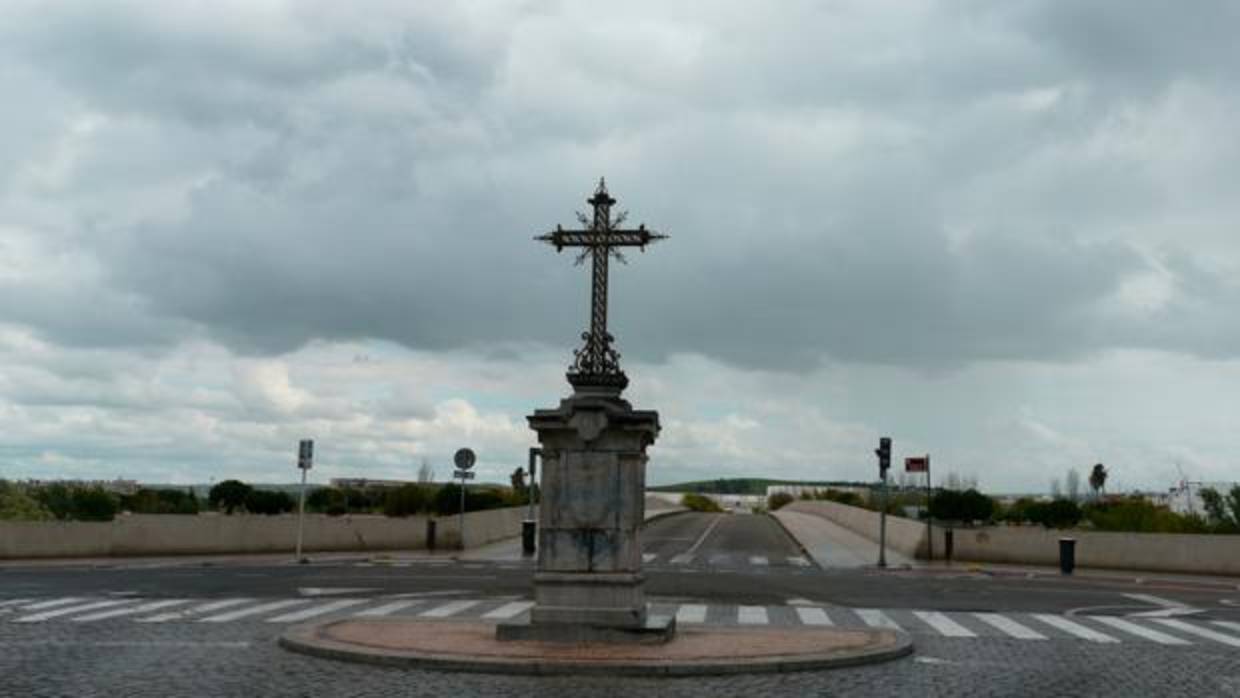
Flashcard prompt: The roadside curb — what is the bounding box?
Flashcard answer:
[279,619,914,676]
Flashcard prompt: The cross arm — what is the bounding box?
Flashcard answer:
[535,224,668,252]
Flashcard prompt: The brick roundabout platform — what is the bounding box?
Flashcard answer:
[279,619,914,676]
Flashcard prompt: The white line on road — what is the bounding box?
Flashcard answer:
[20,598,86,611]
[737,606,769,625]
[420,600,480,618]
[1091,616,1191,645]
[0,599,32,610]
[1212,620,1240,634]
[199,599,307,623]
[914,611,976,638]
[352,600,423,617]
[1032,614,1119,643]
[73,599,191,622]
[787,556,810,567]
[749,556,768,566]
[795,607,832,626]
[139,598,253,623]
[642,553,657,563]
[266,599,368,623]
[16,599,132,623]
[676,604,707,624]
[857,609,901,630]
[974,613,1046,640]
[1152,619,1240,648]
[481,601,534,620]
[669,554,693,565]
[678,515,725,563]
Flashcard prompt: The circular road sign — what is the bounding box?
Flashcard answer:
[453,447,476,470]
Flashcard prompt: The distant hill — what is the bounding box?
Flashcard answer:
[648,478,871,496]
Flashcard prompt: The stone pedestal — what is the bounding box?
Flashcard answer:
[497,385,674,644]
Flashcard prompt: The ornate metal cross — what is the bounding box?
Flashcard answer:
[536,179,667,390]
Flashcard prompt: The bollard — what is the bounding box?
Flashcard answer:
[944,529,954,563]
[522,519,536,556]
[426,519,437,552]
[1058,537,1076,575]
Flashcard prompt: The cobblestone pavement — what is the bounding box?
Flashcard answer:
[2,617,1239,698]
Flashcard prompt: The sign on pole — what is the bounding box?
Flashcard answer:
[298,439,314,470]
[454,448,476,470]
[905,456,928,473]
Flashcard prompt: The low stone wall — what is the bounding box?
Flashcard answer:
[0,506,530,559]
[784,499,1240,576]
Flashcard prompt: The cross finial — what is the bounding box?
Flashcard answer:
[535,180,667,392]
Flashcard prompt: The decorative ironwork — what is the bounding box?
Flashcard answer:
[536,178,667,390]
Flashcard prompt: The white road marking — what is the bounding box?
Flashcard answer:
[669,554,693,565]
[1212,620,1240,634]
[73,599,191,622]
[139,598,253,622]
[675,515,725,565]
[974,613,1046,640]
[298,587,375,597]
[857,609,901,630]
[675,604,707,624]
[787,598,815,606]
[1032,614,1119,643]
[737,605,769,625]
[1152,619,1240,648]
[419,600,480,618]
[0,599,32,610]
[353,600,423,617]
[787,556,811,567]
[749,556,769,566]
[914,611,976,638]
[199,599,307,623]
[266,599,367,623]
[20,598,86,611]
[795,607,832,626]
[16,599,132,623]
[642,553,657,563]
[1123,593,1202,618]
[1091,616,1191,645]
[481,601,534,620]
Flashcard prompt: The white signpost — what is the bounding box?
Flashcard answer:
[453,448,475,550]
[295,439,313,563]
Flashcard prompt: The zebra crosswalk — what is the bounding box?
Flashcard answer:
[4,596,1240,650]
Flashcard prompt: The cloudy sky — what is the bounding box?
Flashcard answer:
[1,1,1238,493]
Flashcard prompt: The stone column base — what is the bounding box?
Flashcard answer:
[496,611,676,645]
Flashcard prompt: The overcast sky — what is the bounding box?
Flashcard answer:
[2,1,1238,493]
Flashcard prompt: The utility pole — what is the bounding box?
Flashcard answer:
[875,437,891,568]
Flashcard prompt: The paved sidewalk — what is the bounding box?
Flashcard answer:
[772,510,915,568]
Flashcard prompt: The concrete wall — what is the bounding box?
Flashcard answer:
[785,499,1240,576]
[0,506,531,559]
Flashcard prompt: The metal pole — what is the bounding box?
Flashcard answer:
[295,465,307,562]
[878,470,888,568]
[458,472,466,550]
[925,454,933,563]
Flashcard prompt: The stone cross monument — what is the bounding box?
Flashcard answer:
[498,179,673,643]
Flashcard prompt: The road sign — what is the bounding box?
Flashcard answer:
[905,456,928,473]
[453,469,475,479]
[298,440,314,470]
[453,448,476,470]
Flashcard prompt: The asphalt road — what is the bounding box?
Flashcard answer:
[3,511,1240,697]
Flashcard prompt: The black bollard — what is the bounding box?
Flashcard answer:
[426,519,437,552]
[944,529,954,563]
[522,520,536,556]
[1058,537,1076,575]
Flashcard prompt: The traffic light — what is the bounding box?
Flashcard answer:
[875,437,892,477]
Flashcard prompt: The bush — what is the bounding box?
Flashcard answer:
[767,492,795,511]
[307,487,349,516]
[209,480,253,514]
[1084,496,1207,533]
[433,484,512,516]
[680,493,724,513]
[244,489,295,515]
[121,488,199,515]
[1027,498,1082,529]
[0,481,52,521]
[33,483,75,520]
[70,487,119,522]
[929,489,996,524]
[384,484,430,517]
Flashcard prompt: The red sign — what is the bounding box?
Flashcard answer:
[905,456,928,473]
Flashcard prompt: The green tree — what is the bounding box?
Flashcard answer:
[0,481,52,521]
[243,489,294,515]
[70,487,119,521]
[1199,487,1230,527]
[680,493,724,513]
[383,484,430,517]
[1088,463,1108,498]
[33,483,75,520]
[767,492,794,511]
[307,487,348,516]
[209,480,253,514]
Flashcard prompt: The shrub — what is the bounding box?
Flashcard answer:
[121,488,199,515]
[70,487,119,522]
[209,480,253,514]
[433,484,512,516]
[307,487,349,516]
[33,483,75,520]
[244,489,295,515]
[384,484,430,517]
[767,492,795,511]
[1027,498,1082,529]
[0,481,52,521]
[680,493,723,513]
[929,489,996,524]
[1084,496,1208,534]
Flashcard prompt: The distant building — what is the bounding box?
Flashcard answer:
[329,478,414,490]
[765,484,869,502]
[23,478,140,495]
